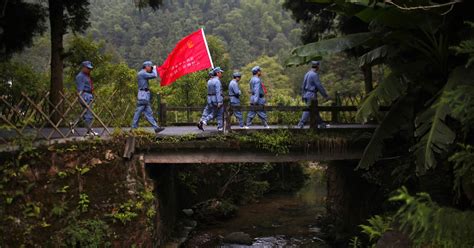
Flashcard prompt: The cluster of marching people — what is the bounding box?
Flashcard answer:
[196,60,331,132]
[197,65,269,131]
[75,60,330,135]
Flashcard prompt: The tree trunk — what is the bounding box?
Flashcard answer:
[362,65,373,94]
[48,0,64,124]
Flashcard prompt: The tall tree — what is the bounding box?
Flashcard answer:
[283,0,373,94]
[47,0,163,123]
[0,0,46,61]
[47,0,90,122]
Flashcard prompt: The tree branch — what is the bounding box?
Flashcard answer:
[384,0,462,13]
[217,165,241,198]
[1,0,8,18]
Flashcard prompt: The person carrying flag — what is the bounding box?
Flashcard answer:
[131,61,165,134]
[198,67,225,131]
[228,72,247,129]
[246,66,269,128]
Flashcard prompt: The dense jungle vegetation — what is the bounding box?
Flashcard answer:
[1,0,474,247]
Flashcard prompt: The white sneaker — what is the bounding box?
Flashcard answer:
[264,125,270,129]
[242,126,249,129]
[217,127,224,132]
[86,130,99,136]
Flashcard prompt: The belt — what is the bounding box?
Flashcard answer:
[82,90,93,94]
[208,94,216,96]
[229,94,239,97]
[305,90,316,93]
[139,88,149,91]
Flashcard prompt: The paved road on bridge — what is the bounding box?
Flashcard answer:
[0,124,377,140]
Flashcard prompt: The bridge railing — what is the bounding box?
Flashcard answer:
[0,90,367,143]
[0,90,136,143]
[158,91,365,127]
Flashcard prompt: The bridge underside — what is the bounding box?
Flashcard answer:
[143,150,363,164]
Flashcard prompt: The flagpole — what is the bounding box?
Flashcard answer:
[201,28,214,69]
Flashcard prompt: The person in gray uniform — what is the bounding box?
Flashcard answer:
[245,66,269,128]
[297,61,331,128]
[228,72,247,128]
[198,67,225,131]
[131,61,164,134]
[75,61,97,136]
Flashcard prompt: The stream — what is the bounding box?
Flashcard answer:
[184,165,329,247]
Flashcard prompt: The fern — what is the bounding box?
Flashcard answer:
[390,187,474,247]
[450,21,474,68]
[442,85,474,135]
[359,215,392,242]
[449,144,474,200]
[349,236,362,248]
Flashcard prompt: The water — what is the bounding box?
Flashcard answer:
[185,165,329,247]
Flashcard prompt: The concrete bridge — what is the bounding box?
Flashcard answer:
[1,91,379,161]
[117,125,377,164]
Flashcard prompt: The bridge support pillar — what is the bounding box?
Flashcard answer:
[147,165,179,244]
[326,161,384,244]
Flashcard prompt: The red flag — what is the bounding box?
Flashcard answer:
[158,29,213,86]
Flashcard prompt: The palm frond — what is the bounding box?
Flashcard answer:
[286,32,375,66]
[356,71,407,123]
[359,45,396,68]
[357,95,414,170]
[413,67,473,174]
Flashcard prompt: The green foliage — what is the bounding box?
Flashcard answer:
[359,45,391,68]
[78,193,90,213]
[0,61,48,96]
[59,219,111,248]
[359,215,392,243]
[413,67,473,174]
[178,170,199,195]
[450,21,474,68]
[56,185,70,194]
[287,32,375,66]
[390,187,474,247]
[240,130,291,155]
[240,55,292,103]
[141,190,155,203]
[0,0,47,59]
[51,203,68,217]
[443,85,474,136]
[357,95,414,170]
[86,0,301,68]
[64,35,113,80]
[57,171,68,179]
[349,236,362,248]
[449,144,474,201]
[62,36,139,127]
[356,71,407,123]
[109,200,139,225]
[22,202,41,219]
[292,0,473,182]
